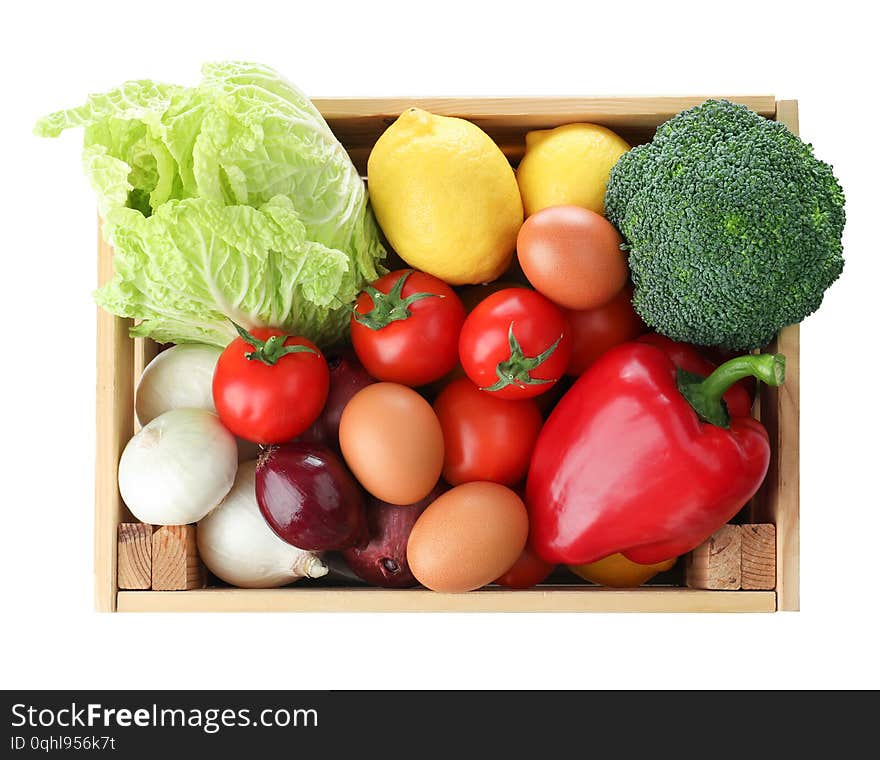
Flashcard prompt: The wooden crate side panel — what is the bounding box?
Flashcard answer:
[314,95,776,143]
[758,324,800,610]
[96,228,135,612]
[132,338,161,432]
[117,587,776,613]
[751,99,801,611]
[316,95,777,174]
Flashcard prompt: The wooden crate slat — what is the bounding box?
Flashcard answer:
[758,321,800,609]
[117,587,776,613]
[95,224,134,613]
[315,95,777,147]
[132,337,161,432]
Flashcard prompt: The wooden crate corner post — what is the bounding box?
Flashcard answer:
[117,523,153,590]
[686,525,743,590]
[151,525,207,591]
[741,524,776,590]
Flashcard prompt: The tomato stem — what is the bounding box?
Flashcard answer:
[481,323,562,393]
[230,321,317,366]
[352,270,441,331]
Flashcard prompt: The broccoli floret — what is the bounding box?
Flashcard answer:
[605,99,845,350]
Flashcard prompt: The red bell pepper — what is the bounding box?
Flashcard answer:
[525,341,785,565]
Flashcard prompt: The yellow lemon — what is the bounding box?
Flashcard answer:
[367,108,523,285]
[517,123,630,216]
[568,553,677,588]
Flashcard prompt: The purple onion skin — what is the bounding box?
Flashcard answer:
[341,483,447,588]
[299,349,375,450]
[256,442,367,551]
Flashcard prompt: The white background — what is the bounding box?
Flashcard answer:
[1,0,877,689]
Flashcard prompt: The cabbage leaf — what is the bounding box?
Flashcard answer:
[36,62,385,347]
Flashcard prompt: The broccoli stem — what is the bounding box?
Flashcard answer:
[677,353,786,428]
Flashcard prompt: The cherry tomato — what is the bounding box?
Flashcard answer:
[213,325,329,444]
[637,333,754,417]
[351,270,466,386]
[517,205,629,310]
[564,285,646,375]
[459,288,571,400]
[433,377,543,486]
[496,543,555,589]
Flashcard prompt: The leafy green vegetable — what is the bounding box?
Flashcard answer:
[36,62,385,347]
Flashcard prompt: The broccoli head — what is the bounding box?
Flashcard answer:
[604,99,845,350]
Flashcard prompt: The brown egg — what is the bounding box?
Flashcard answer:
[339,382,444,505]
[407,482,529,592]
[516,205,628,310]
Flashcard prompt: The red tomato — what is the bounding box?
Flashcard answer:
[564,285,646,375]
[637,333,753,417]
[433,377,543,486]
[351,270,466,387]
[495,543,555,589]
[459,288,571,400]
[213,326,329,444]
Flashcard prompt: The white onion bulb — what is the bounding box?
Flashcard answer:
[119,408,237,525]
[197,461,328,588]
[135,344,222,426]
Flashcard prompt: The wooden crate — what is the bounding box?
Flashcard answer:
[96,96,798,613]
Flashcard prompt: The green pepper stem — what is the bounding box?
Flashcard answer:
[677,353,785,428]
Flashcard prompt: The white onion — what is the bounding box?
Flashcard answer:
[119,408,237,525]
[135,344,222,426]
[197,461,328,588]
[135,344,260,462]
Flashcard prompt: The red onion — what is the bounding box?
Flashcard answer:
[256,442,367,551]
[299,348,375,450]
[341,484,446,588]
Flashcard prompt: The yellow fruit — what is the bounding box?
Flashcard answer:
[568,553,676,588]
[517,123,630,216]
[367,108,523,285]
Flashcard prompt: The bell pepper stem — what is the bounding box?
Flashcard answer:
[678,353,785,428]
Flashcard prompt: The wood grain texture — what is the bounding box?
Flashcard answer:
[314,95,776,136]
[151,525,206,591]
[686,525,743,590]
[95,224,134,612]
[742,524,776,590]
[763,100,800,610]
[117,523,152,590]
[132,338,161,432]
[758,322,800,609]
[313,95,776,118]
[117,587,776,613]
[316,95,776,174]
